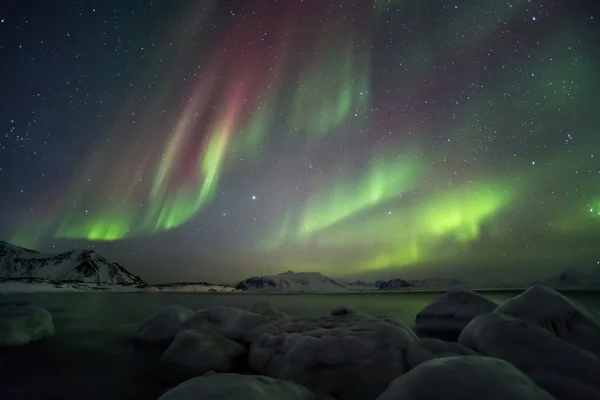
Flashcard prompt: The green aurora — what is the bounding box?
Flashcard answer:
[3,0,599,280]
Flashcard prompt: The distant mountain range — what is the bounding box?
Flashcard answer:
[0,241,146,286]
[1,241,599,293]
[534,269,600,290]
[235,270,348,292]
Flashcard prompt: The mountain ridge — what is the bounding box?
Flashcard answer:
[0,241,146,286]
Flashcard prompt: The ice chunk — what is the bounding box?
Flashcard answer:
[0,304,54,346]
[376,356,555,400]
[157,373,332,400]
[405,338,478,370]
[161,330,247,383]
[496,285,600,355]
[247,314,417,400]
[136,305,193,343]
[180,306,267,343]
[415,289,497,333]
[459,311,600,390]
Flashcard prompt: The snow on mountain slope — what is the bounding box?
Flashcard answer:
[408,277,470,289]
[0,241,146,285]
[376,278,414,291]
[534,270,600,290]
[149,282,237,292]
[345,280,378,291]
[235,271,348,292]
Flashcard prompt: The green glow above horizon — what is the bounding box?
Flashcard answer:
[266,180,514,272]
[299,155,420,237]
[6,0,598,278]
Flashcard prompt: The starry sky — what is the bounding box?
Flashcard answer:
[1,0,599,283]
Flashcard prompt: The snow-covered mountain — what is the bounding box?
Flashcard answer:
[375,278,414,291]
[534,270,600,290]
[235,271,348,292]
[408,277,469,289]
[345,280,378,291]
[149,282,236,293]
[0,241,146,285]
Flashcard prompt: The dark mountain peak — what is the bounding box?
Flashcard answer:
[0,241,146,286]
[376,278,414,290]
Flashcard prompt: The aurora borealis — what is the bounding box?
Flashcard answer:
[1,0,599,282]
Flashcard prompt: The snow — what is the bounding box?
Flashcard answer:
[375,356,555,400]
[405,338,478,370]
[235,271,348,292]
[344,280,377,291]
[459,311,600,391]
[246,313,417,400]
[0,280,145,293]
[0,241,145,285]
[161,330,246,383]
[495,285,600,356]
[415,289,498,333]
[375,279,414,291]
[147,283,237,293]
[157,373,330,400]
[180,307,268,343]
[0,304,54,346]
[535,270,600,290]
[136,305,194,343]
[0,280,235,293]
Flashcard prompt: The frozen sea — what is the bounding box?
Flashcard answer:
[1,291,600,400]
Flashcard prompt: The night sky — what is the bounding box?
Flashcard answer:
[1,0,599,283]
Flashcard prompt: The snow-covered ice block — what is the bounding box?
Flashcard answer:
[405,338,478,370]
[459,311,600,390]
[161,330,247,383]
[136,305,193,343]
[180,306,267,343]
[157,373,332,400]
[376,356,555,400]
[0,304,54,346]
[247,314,417,400]
[496,285,600,356]
[415,289,497,333]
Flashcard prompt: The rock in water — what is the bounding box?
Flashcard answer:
[0,304,54,346]
[161,330,247,383]
[157,373,332,400]
[405,338,479,370]
[375,356,555,400]
[180,307,267,343]
[495,285,600,356]
[415,289,497,333]
[459,311,600,391]
[136,305,193,343]
[247,314,417,400]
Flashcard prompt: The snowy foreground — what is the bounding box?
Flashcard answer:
[5,286,600,399]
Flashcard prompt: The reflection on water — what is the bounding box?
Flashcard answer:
[1,291,599,399]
